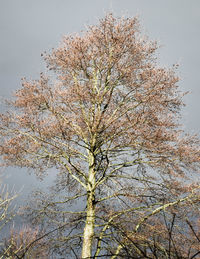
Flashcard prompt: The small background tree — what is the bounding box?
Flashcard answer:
[1,226,49,259]
[0,14,200,258]
[0,173,17,258]
[0,181,16,234]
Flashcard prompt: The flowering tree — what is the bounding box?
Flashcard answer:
[0,14,200,258]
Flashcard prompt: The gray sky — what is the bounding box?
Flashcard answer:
[0,0,200,202]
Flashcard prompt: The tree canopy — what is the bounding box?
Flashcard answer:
[0,14,200,258]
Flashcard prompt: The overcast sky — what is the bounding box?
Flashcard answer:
[0,0,200,203]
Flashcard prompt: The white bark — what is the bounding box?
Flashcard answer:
[81,150,96,259]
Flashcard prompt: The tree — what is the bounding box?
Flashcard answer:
[0,174,16,234]
[0,226,49,259]
[110,198,200,258]
[0,14,200,258]
[0,174,17,258]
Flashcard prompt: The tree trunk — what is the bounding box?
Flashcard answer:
[81,150,96,259]
[81,190,95,258]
